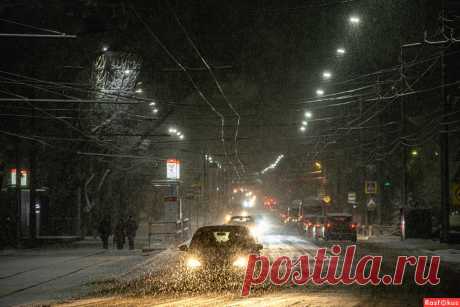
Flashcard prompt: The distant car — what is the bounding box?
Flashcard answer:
[227,215,255,227]
[300,214,319,236]
[283,207,300,223]
[179,225,263,272]
[312,215,326,240]
[227,215,265,239]
[320,213,357,242]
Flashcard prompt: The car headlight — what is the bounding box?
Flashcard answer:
[186,257,201,269]
[233,256,247,268]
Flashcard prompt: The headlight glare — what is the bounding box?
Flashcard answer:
[233,256,247,268]
[186,257,201,269]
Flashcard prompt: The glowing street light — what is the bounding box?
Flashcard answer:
[123,69,132,75]
[336,47,346,55]
[102,45,109,52]
[149,101,156,106]
[168,127,177,134]
[152,108,158,114]
[301,121,308,126]
[135,88,143,93]
[322,71,332,80]
[349,16,361,25]
[305,111,313,118]
[300,126,306,132]
[411,149,418,157]
[315,161,322,169]
[179,135,184,140]
[316,89,324,96]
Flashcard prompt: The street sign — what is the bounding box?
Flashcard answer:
[166,159,180,180]
[367,197,377,210]
[347,192,356,204]
[453,183,460,207]
[365,181,378,194]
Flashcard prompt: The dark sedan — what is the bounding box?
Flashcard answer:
[179,225,263,272]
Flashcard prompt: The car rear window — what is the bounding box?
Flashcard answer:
[329,216,352,223]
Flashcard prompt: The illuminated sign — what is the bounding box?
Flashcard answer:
[9,168,28,187]
[166,159,180,180]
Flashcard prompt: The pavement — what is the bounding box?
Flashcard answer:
[0,238,165,307]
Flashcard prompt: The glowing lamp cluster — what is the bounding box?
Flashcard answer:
[261,154,284,174]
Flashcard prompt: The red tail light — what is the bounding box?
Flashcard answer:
[326,223,332,228]
[351,223,357,229]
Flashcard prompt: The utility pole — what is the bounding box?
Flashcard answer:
[377,76,383,225]
[29,109,37,241]
[15,137,22,247]
[439,6,450,242]
[400,46,408,241]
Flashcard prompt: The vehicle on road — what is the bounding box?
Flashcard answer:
[283,206,300,224]
[179,225,263,273]
[299,214,320,236]
[320,213,357,242]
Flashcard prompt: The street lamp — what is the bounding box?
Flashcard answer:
[322,71,332,80]
[411,149,418,157]
[315,161,322,169]
[135,88,143,93]
[349,16,361,25]
[300,126,306,132]
[102,45,109,52]
[301,121,308,126]
[179,135,184,140]
[149,101,156,106]
[316,89,324,96]
[336,47,346,55]
[123,69,132,75]
[305,111,313,118]
[152,108,158,114]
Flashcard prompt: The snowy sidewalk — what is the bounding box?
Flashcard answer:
[363,235,460,266]
[0,238,166,306]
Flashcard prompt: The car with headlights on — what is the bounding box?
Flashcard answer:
[178,225,263,273]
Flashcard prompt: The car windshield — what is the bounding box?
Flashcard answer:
[190,226,254,249]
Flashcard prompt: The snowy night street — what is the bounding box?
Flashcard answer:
[1,0,460,306]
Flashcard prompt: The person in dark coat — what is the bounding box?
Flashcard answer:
[114,218,126,249]
[125,215,138,250]
[98,215,111,249]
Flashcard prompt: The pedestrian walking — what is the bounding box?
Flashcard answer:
[125,215,138,250]
[98,215,111,249]
[114,218,126,249]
